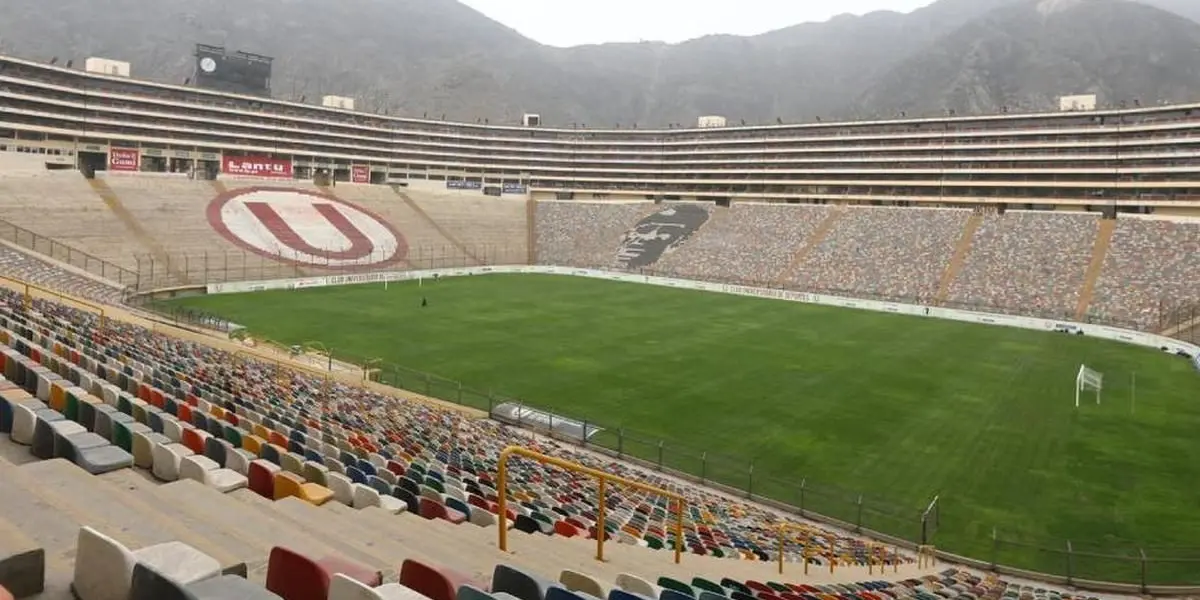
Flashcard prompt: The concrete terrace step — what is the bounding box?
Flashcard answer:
[152,481,359,582]
[222,488,392,574]
[10,460,245,569]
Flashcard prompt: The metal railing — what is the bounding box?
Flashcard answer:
[0,217,140,287]
[496,445,685,565]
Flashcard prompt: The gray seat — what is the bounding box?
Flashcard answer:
[493,564,559,600]
[0,519,44,597]
[188,574,282,599]
[31,412,79,460]
[75,444,134,474]
[55,431,111,464]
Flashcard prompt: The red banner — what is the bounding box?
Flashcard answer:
[109,148,140,172]
[222,156,293,179]
[351,165,370,184]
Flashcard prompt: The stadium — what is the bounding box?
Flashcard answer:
[0,38,1198,600]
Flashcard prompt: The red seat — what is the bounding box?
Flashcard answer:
[386,460,406,477]
[553,521,580,538]
[181,428,206,455]
[746,582,774,595]
[266,546,330,600]
[177,404,193,424]
[317,555,381,587]
[248,460,277,499]
[226,412,239,426]
[399,560,458,600]
[269,431,289,448]
[418,498,466,524]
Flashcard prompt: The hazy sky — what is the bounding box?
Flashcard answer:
[458,0,937,47]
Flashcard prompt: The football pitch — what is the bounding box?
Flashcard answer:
[163,274,1200,582]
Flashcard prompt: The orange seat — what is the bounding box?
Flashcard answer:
[48,383,66,412]
[210,406,225,420]
[181,427,207,455]
[268,431,288,448]
[253,424,271,439]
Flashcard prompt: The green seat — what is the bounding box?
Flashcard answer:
[223,426,243,447]
[692,579,724,595]
[657,578,693,597]
[113,420,135,452]
[117,395,133,415]
[767,583,789,593]
[425,478,445,493]
[709,547,725,558]
[64,390,81,423]
[645,535,665,550]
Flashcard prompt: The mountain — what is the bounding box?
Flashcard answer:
[855,0,1200,116]
[0,0,1197,126]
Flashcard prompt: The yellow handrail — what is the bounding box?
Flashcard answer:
[777,522,825,575]
[497,445,685,565]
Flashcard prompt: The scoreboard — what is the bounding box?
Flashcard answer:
[194,44,273,97]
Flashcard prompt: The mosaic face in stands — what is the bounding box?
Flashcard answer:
[615,204,709,269]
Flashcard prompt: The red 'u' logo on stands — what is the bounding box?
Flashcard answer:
[207,187,408,268]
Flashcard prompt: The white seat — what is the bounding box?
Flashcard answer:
[9,402,39,445]
[559,570,607,599]
[330,574,432,600]
[179,454,248,493]
[161,416,184,443]
[468,506,498,528]
[72,525,220,600]
[225,448,255,476]
[151,443,193,482]
[352,484,406,514]
[615,574,660,599]
[328,472,356,506]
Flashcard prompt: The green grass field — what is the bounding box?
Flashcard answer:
[163,274,1200,583]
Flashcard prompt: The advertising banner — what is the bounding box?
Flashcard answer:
[351,165,370,184]
[502,183,528,194]
[222,156,293,179]
[446,180,482,190]
[108,148,140,172]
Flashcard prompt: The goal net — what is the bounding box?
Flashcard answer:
[1076,364,1103,407]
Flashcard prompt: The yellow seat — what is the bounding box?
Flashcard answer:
[273,471,333,506]
[273,471,305,500]
[252,424,270,439]
[243,434,264,456]
[298,483,334,506]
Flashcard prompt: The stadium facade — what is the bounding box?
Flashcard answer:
[1,55,1199,216]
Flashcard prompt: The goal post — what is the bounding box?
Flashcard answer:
[1076,364,1103,408]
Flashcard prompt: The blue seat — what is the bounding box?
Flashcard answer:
[369,476,392,496]
[548,589,591,600]
[347,466,367,485]
[288,439,304,455]
[393,487,420,513]
[611,591,654,600]
[662,590,693,600]
[260,443,281,465]
[304,449,323,463]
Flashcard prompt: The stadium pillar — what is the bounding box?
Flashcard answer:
[746,461,754,499]
[1066,540,1074,586]
[797,479,806,517]
[855,495,863,533]
[1139,548,1148,593]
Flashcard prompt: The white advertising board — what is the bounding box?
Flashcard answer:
[207,266,1200,360]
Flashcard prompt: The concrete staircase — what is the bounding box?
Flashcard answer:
[526,198,538,265]
[396,190,482,265]
[935,214,983,304]
[1074,218,1117,320]
[774,208,844,287]
[87,178,185,285]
